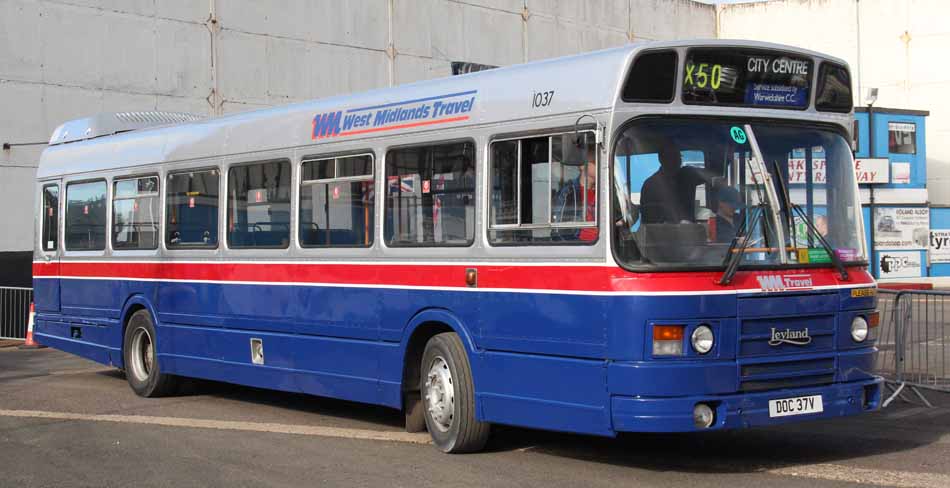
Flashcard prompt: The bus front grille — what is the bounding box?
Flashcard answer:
[738,357,836,392]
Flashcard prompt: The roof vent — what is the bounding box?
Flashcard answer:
[48,111,204,146]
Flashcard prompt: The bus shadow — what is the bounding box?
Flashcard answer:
[171,377,406,429]
[484,401,950,473]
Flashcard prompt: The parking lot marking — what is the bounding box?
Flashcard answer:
[0,409,431,445]
[768,463,950,488]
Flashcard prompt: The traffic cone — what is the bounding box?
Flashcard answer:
[19,303,46,349]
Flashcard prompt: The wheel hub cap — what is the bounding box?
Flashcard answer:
[424,356,455,432]
[130,328,153,382]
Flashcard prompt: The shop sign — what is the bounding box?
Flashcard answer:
[891,162,911,184]
[873,207,930,250]
[930,229,950,264]
[878,251,923,279]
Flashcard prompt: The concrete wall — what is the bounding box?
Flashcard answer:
[0,0,715,254]
[718,0,950,205]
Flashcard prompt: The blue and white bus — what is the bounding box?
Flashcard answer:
[33,40,881,453]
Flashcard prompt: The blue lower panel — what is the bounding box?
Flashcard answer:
[612,377,883,433]
[159,324,392,407]
[837,347,877,382]
[608,360,738,396]
[477,351,612,436]
[35,319,120,366]
[35,332,115,367]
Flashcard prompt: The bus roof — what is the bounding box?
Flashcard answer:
[37,39,849,179]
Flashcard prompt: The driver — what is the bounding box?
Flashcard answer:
[715,186,744,242]
[639,146,703,224]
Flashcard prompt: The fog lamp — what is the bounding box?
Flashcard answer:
[851,316,869,342]
[693,403,715,429]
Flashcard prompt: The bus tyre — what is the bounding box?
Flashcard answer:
[123,309,179,397]
[421,332,490,453]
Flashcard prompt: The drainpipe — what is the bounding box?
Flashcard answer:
[855,0,863,106]
[387,0,395,87]
[715,5,722,39]
[205,0,221,116]
[868,103,876,277]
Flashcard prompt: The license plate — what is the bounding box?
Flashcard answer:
[768,394,824,418]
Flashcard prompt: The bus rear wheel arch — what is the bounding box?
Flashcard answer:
[122,309,180,397]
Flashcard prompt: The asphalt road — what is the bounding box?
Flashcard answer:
[2,347,950,488]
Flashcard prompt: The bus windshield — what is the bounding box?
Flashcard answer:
[612,119,866,270]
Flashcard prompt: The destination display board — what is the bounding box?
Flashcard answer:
[682,49,813,109]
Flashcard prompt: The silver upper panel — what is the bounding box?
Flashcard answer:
[48,111,204,146]
[37,39,851,179]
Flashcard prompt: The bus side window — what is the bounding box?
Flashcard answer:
[488,131,597,244]
[227,160,292,249]
[299,153,375,247]
[41,184,59,252]
[112,176,159,250]
[166,169,220,248]
[384,141,475,246]
[65,180,107,251]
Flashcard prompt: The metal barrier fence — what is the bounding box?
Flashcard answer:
[0,286,32,340]
[875,289,950,407]
[873,290,899,378]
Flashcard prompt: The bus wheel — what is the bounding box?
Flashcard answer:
[123,309,179,397]
[421,332,490,453]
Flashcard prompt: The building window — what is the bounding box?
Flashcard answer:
[41,184,59,252]
[166,169,219,248]
[385,141,475,246]
[489,132,598,244]
[112,176,159,250]
[299,153,375,247]
[888,122,917,154]
[65,180,107,251]
[227,160,292,249]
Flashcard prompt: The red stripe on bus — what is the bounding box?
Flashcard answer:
[32,261,874,293]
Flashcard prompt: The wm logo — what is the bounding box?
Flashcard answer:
[756,275,786,292]
[312,111,342,139]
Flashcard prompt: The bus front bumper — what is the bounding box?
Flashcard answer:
[611,377,883,433]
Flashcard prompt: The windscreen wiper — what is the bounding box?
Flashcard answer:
[768,157,849,281]
[770,158,797,251]
[718,203,765,286]
[792,204,849,281]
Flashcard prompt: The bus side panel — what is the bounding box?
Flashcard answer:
[33,276,60,313]
[296,285,380,341]
[61,277,120,319]
[477,293,608,358]
[156,281,295,332]
[379,289,481,344]
[476,350,612,436]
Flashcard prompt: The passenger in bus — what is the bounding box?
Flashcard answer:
[639,146,703,224]
[715,186,744,242]
[552,146,598,241]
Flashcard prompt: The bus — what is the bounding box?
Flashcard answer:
[33,39,882,453]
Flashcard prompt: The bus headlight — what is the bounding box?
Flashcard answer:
[690,325,715,354]
[851,316,869,342]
